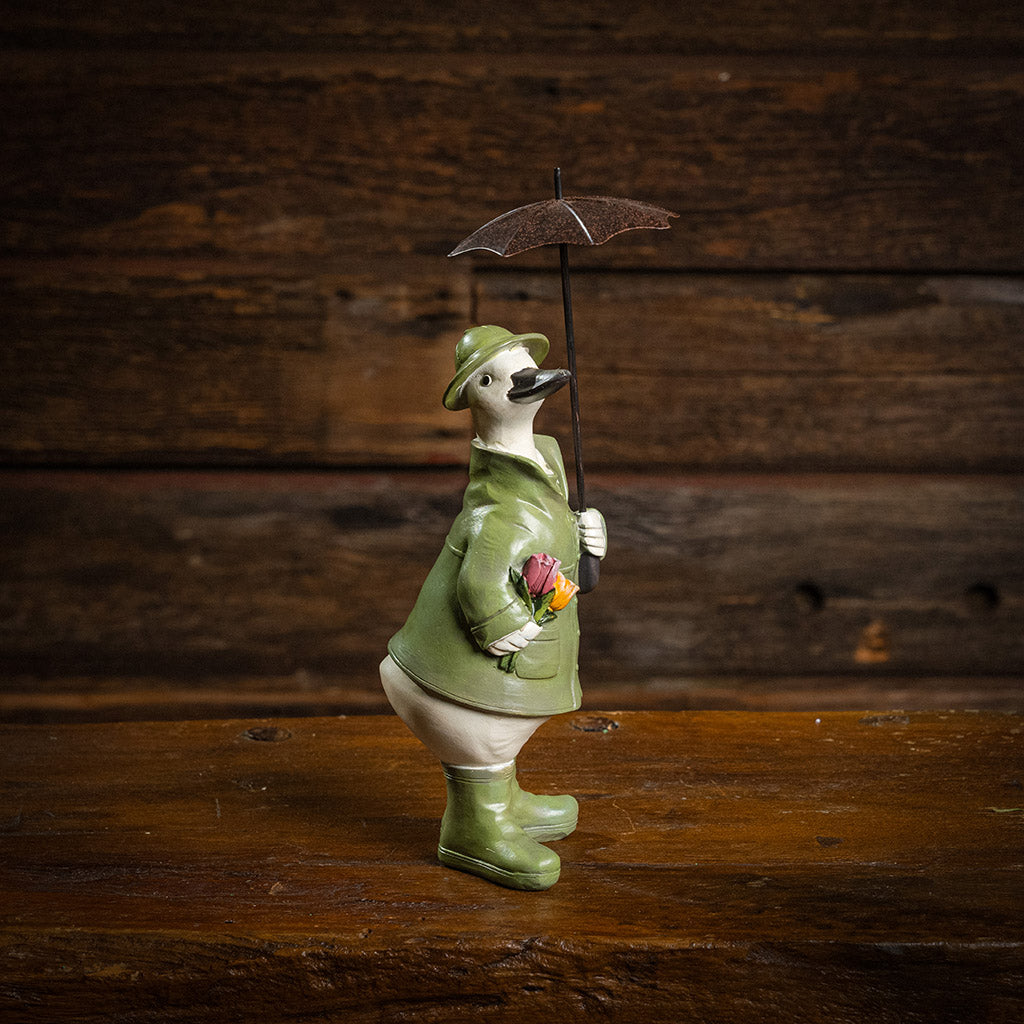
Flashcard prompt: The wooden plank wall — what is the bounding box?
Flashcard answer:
[1,2,1021,721]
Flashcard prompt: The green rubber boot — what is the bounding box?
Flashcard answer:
[438,762,561,891]
[510,767,578,842]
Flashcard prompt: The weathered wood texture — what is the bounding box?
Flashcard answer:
[4,2,1023,53]
[1,471,1019,722]
[3,267,1022,470]
[1,2,1021,718]
[1,712,1022,1023]
[489,272,1024,472]
[2,54,1022,270]
[1,260,474,467]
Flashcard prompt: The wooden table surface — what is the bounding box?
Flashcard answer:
[2,711,1021,1023]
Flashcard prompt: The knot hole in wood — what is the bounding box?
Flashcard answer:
[793,580,826,612]
[965,581,1001,614]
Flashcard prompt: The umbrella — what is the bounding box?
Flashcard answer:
[449,168,676,591]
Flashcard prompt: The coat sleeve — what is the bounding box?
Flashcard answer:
[456,510,533,652]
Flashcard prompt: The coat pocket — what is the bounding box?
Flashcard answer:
[514,623,561,680]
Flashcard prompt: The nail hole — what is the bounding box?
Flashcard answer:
[859,714,910,727]
[243,726,292,743]
[815,836,844,847]
[793,581,825,612]
[571,715,620,733]
[965,582,1000,613]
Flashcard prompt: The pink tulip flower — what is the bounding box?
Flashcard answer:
[522,553,560,597]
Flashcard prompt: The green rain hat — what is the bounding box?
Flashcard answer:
[442,325,549,411]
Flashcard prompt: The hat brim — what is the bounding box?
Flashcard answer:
[443,331,550,410]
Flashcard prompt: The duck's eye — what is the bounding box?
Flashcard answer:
[479,374,492,387]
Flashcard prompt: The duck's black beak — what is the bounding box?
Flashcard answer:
[507,367,572,404]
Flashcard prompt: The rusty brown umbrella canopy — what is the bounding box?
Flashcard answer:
[448,191,676,258]
[449,168,676,591]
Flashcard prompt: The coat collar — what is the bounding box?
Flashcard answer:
[469,435,568,503]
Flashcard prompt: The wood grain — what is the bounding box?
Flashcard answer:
[493,272,1024,472]
[0,259,472,466]
[4,267,1021,470]
[2,54,1021,270]
[1,471,1019,722]
[2,4,1021,718]
[3,0,1023,54]
[1,711,1021,1022]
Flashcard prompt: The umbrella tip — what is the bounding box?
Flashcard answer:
[554,167,562,200]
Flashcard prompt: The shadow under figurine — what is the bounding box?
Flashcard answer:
[380,324,607,891]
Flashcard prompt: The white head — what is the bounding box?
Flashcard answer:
[463,346,570,455]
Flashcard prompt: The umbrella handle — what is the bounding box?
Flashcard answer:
[579,551,600,593]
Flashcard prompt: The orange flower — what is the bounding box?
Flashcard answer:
[548,572,579,611]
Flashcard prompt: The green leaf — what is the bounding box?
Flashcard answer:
[497,651,519,673]
[534,589,556,621]
[509,567,532,609]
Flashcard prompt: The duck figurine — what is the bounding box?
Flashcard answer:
[380,324,607,890]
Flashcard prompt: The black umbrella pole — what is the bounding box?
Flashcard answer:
[559,240,600,593]
[558,243,586,509]
[554,168,599,592]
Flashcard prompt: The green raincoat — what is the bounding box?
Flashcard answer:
[388,435,582,717]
